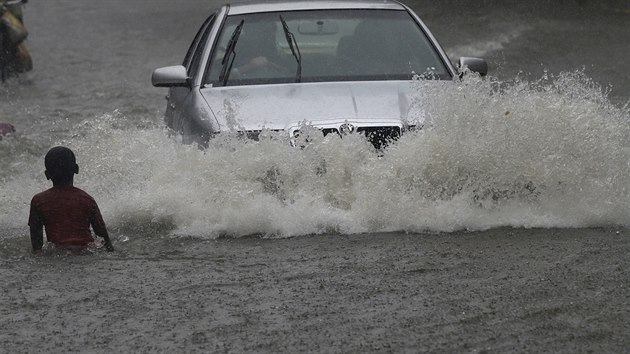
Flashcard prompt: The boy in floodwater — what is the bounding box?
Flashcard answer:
[28,146,114,254]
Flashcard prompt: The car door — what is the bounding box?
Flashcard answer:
[165,12,217,133]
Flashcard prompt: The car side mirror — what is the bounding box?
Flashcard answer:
[458,57,488,77]
[152,65,190,87]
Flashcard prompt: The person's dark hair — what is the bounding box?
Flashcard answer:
[44,146,78,184]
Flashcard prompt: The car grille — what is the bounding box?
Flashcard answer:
[321,126,401,149]
[241,126,402,149]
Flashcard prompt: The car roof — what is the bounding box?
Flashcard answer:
[225,0,408,15]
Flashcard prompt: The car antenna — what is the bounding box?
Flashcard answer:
[279,15,302,83]
[219,19,245,86]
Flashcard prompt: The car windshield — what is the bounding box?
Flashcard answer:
[205,9,450,86]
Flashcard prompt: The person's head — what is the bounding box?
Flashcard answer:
[237,20,279,57]
[44,146,78,185]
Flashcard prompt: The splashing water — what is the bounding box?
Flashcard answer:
[1,71,629,239]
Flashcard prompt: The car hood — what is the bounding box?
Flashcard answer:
[200,81,434,134]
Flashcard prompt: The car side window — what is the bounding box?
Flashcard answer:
[184,13,217,76]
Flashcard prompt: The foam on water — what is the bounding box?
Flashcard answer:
[447,24,529,59]
[1,71,629,239]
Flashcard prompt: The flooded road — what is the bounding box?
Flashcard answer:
[1,0,630,352]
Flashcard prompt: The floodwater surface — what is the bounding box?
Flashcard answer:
[1,1,629,352]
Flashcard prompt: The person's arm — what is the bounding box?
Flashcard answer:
[90,204,114,252]
[29,224,43,253]
[238,56,281,76]
[94,224,114,252]
[28,202,43,253]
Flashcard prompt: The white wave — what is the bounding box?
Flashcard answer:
[1,71,629,238]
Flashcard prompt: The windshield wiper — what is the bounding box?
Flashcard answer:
[279,16,302,83]
[219,19,245,86]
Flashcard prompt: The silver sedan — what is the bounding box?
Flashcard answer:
[152,0,487,148]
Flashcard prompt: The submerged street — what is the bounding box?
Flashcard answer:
[1,0,630,352]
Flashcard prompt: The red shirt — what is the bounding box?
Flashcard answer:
[28,186,106,247]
